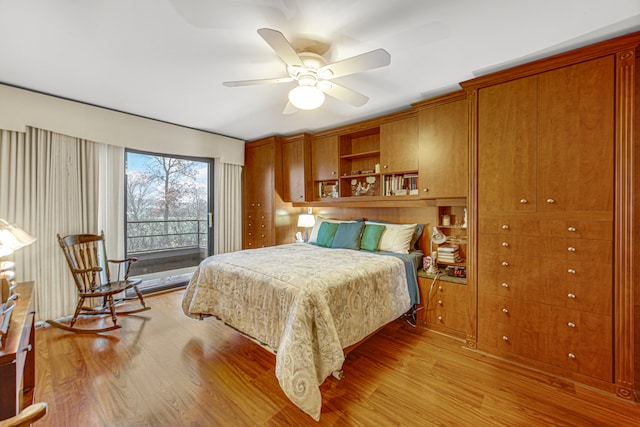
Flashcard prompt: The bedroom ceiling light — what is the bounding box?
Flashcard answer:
[288,75,325,110]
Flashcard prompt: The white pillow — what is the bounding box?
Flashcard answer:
[308,217,357,243]
[376,223,417,254]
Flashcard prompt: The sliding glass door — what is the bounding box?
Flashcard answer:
[125,149,213,292]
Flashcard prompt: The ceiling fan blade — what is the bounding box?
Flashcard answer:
[257,28,305,68]
[223,77,294,87]
[282,101,298,115]
[319,48,391,79]
[320,82,369,107]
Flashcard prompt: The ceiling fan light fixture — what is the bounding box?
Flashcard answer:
[288,85,325,110]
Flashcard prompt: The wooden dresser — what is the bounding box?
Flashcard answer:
[0,282,36,421]
[473,56,615,383]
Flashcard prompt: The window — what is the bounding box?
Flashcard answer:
[125,150,213,292]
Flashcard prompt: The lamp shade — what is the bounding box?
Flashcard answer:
[297,214,316,228]
[288,85,325,110]
[0,219,36,256]
[431,226,447,244]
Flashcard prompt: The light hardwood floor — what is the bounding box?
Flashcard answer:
[33,289,640,426]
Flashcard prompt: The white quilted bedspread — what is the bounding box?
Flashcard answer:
[181,243,411,420]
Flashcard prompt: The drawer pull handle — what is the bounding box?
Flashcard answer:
[501,283,510,288]
[546,198,556,204]
[502,224,510,230]
[437,300,443,305]
[423,188,429,193]
[567,227,576,232]
[438,286,443,291]
[502,308,509,314]
[502,242,509,247]
[568,247,576,252]
[437,316,443,321]
[502,261,509,267]
[567,293,576,299]
[331,171,336,175]
[520,199,528,204]
[568,353,576,359]
[502,336,509,341]
[567,322,576,328]
[567,268,576,274]
[257,203,261,207]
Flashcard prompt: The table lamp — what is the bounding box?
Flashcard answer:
[297,214,315,242]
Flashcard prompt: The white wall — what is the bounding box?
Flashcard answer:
[0,84,245,165]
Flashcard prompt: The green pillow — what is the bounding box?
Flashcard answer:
[332,221,365,250]
[316,221,339,247]
[360,224,385,251]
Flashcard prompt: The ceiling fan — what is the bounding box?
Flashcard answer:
[223,28,391,114]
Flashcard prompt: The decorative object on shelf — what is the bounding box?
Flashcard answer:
[442,214,451,226]
[297,213,315,242]
[351,176,376,196]
[462,208,467,228]
[427,226,447,274]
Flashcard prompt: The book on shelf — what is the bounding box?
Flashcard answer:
[383,173,419,196]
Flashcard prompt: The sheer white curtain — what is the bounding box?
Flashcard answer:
[215,160,243,254]
[0,126,118,321]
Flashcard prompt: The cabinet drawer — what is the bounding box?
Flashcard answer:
[419,278,467,307]
[478,268,611,315]
[478,253,611,285]
[426,309,467,332]
[479,233,611,262]
[478,321,540,359]
[479,218,612,240]
[538,332,612,381]
[479,294,611,340]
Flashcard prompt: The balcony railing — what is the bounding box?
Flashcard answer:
[126,219,208,275]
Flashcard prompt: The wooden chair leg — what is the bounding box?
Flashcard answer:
[107,294,118,326]
[132,285,147,308]
[69,297,85,327]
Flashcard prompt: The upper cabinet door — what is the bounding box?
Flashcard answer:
[478,76,538,212]
[418,99,468,198]
[537,56,614,213]
[311,135,338,181]
[282,136,311,203]
[380,116,418,173]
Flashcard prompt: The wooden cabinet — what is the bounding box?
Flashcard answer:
[310,135,339,200]
[417,93,468,199]
[282,134,311,203]
[477,76,538,211]
[417,276,467,338]
[478,56,614,213]
[0,282,35,421]
[243,137,279,249]
[474,55,615,382]
[311,135,338,181]
[380,115,418,173]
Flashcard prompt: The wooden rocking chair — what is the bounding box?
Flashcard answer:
[47,232,150,333]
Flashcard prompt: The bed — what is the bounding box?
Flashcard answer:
[181,219,423,420]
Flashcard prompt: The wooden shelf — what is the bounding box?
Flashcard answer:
[340,150,380,160]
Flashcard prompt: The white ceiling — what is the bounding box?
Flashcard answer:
[1,1,640,142]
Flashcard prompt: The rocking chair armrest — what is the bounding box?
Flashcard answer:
[107,257,138,264]
[71,266,103,274]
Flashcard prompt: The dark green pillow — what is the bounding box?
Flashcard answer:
[332,221,365,250]
[316,221,339,247]
[360,224,385,251]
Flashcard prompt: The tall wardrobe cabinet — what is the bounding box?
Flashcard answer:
[463,37,638,400]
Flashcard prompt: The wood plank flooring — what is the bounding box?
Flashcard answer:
[33,289,640,426]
